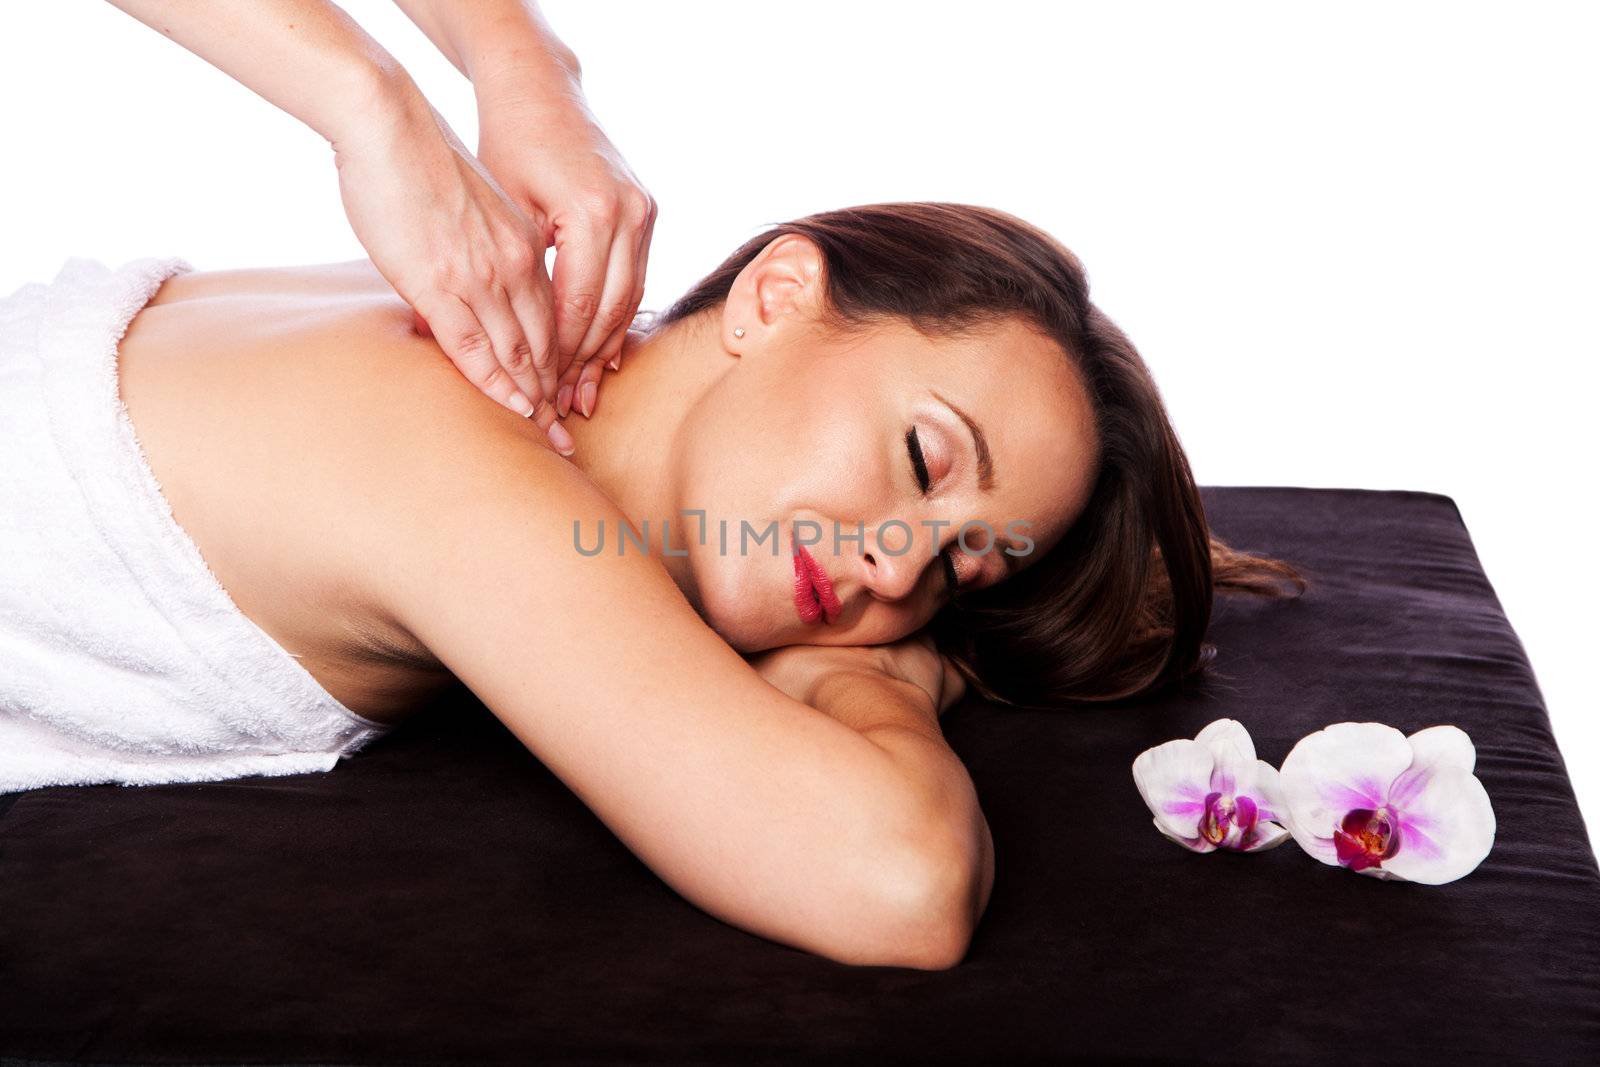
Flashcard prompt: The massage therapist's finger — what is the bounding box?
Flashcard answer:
[574,357,607,420]
[595,192,656,375]
[554,336,620,420]
[554,230,633,419]
[465,282,548,412]
[413,290,536,418]
[528,396,576,457]
[505,265,562,412]
[570,201,649,371]
[552,358,585,421]
[595,193,657,374]
[590,272,642,382]
[549,207,617,386]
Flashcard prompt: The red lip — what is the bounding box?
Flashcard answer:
[793,542,842,625]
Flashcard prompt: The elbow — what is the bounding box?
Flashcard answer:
[889,910,976,972]
[842,827,988,972]
[895,838,984,970]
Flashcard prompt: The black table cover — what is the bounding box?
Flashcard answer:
[3,486,1597,1065]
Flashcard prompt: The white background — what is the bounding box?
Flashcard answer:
[3,2,1595,850]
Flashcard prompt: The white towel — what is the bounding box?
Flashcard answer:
[0,256,393,793]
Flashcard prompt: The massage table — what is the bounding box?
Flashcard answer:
[3,486,1597,1064]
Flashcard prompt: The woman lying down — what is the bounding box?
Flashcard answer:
[0,202,1302,968]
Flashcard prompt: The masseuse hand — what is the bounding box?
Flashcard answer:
[335,93,584,448]
[100,0,648,451]
[471,64,657,423]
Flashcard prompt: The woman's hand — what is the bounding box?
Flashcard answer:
[881,632,969,715]
[746,631,969,721]
[472,68,657,422]
[333,85,579,450]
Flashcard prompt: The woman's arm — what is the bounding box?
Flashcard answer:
[742,633,992,927]
[354,386,982,969]
[803,667,996,943]
[745,639,994,947]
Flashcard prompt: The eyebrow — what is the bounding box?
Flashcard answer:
[930,389,996,494]
[929,388,1033,581]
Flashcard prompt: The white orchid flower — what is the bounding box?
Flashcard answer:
[1277,722,1495,884]
[1132,718,1293,853]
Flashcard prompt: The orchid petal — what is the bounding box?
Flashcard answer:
[1241,820,1293,852]
[1195,718,1257,764]
[1151,816,1217,854]
[1282,805,1342,866]
[1207,736,1254,798]
[1249,760,1287,824]
[1383,725,1477,821]
[1279,722,1414,846]
[1381,767,1497,885]
[1132,738,1216,842]
[1405,724,1477,776]
[1233,794,1259,833]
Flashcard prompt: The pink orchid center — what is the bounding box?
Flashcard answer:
[1333,806,1403,871]
[1200,791,1259,847]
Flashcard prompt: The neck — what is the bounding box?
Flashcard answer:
[559,313,728,601]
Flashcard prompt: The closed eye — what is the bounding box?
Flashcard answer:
[907,426,963,600]
[906,426,931,495]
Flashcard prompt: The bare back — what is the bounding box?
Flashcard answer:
[112,259,987,965]
[118,259,545,725]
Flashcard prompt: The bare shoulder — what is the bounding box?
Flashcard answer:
[353,393,959,960]
[150,259,393,304]
[344,349,980,966]
[354,375,760,722]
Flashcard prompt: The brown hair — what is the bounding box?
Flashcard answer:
[645,202,1306,709]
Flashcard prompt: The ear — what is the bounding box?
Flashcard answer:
[720,233,826,354]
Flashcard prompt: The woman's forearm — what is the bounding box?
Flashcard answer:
[388,0,581,91]
[805,669,996,948]
[104,0,423,145]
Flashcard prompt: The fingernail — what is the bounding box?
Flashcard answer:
[579,381,597,419]
[547,420,576,455]
[512,392,536,418]
[557,382,574,418]
[607,353,621,371]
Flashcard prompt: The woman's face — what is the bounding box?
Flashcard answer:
[673,235,1101,653]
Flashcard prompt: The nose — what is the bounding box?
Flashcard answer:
[854,521,936,603]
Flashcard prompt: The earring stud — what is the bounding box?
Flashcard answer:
[733,327,745,338]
